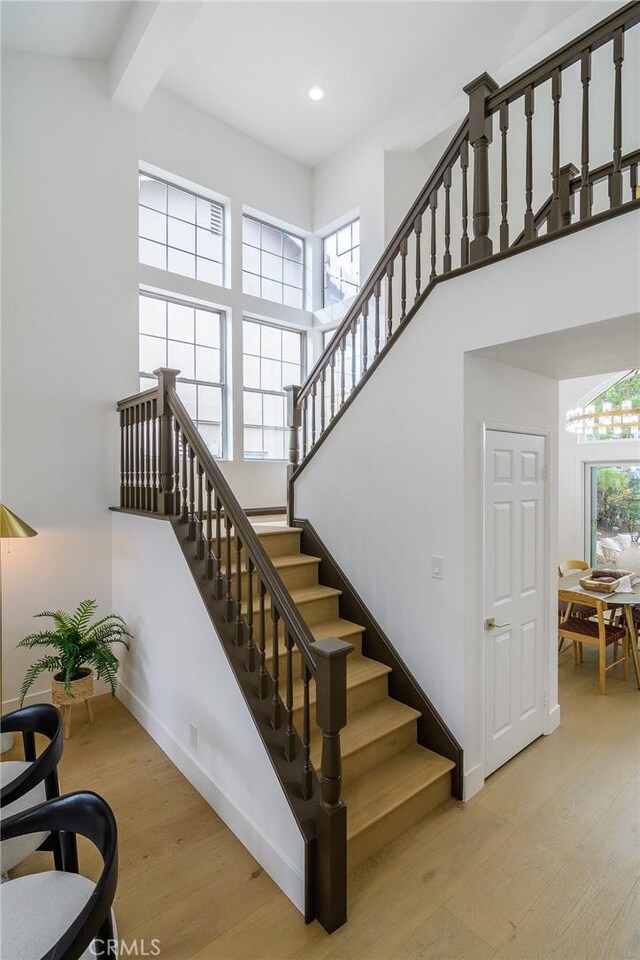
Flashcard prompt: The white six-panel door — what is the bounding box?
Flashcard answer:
[484,429,546,777]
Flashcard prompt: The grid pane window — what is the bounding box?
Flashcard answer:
[242,216,304,308]
[139,293,225,457]
[323,219,360,306]
[243,319,304,460]
[139,173,225,287]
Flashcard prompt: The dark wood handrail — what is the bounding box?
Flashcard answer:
[486,1,640,113]
[117,387,159,410]
[166,387,318,672]
[297,117,470,404]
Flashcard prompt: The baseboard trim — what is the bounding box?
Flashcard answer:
[544,702,561,735]
[2,687,52,713]
[462,762,485,801]
[116,679,305,915]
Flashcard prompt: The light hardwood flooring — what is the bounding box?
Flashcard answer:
[9,643,640,960]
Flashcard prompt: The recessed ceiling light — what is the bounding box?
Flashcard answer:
[307,85,325,102]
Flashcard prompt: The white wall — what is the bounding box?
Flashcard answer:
[111,511,305,912]
[1,49,312,707]
[558,373,640,563]
[293,210,640,797]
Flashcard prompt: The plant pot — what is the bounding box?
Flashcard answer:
[51,668,94,705]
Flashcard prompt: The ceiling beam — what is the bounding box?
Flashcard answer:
[109,1,203,113]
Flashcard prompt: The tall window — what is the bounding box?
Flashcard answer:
[139,173,225,286]
[139,292,225,456]
[242,216,304,308]
[581,370,640,443]
[586,463,640,565]
[243,319,304,460]
[323,219,360,306]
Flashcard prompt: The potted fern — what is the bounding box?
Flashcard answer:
[18,600,132,726]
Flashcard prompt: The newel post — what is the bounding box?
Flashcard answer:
[284,384,301,524]
[313,637,354,933]
[154,367,180,515]
[463,72,499,263]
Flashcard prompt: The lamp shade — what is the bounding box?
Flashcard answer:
[0,504,37,539]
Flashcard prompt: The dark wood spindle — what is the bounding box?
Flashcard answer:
[329,353,336,419]
[580,49,592,220]
[134,405,140,510]
[361,302,368,374]
[120,410,126,508]
[302,396,308,459]
[284,631,295,762]
[464,73,499,263]
[124,407,130,508]
[400,238,408,320]
[460,139,470,267]
[429,190,438,281]
[257,580,268,699]
[414,213,422,300]
[311,384,317,446]
[196,462,205,559]
[214,494,223,599]
[609,29,624,209]
[246,557,255,672]
[235,535,244,645]
[188,447,196,540]
[145,402,151,511]
[499,101,509,249]
[152,397,158,512]
[301,661,312,800]
[320,368,326,433]
[386,261,394,340]
[443,168,452,273]
[524,85,535,241]
[350,323,356,390]
[340,336,346,404]
[373,280,381,357]
[205,478,213,579]
[173,418,181,517]
[181,430,188,523]
[271,606,281,729]
[224,514,233,620]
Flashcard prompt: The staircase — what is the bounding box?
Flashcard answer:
[253,523,454,869]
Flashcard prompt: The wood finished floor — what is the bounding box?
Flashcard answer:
[9,645,640,960]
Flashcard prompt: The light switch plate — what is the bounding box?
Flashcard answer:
[431,556,444,579]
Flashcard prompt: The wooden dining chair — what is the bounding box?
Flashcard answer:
[558,589,629,694]
[558,560,591,653]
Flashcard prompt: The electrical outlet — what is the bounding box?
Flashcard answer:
[431,556,444,579]
[189,723,198,750]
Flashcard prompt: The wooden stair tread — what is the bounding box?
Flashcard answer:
[292,655,390,710]
[310,698,420,768]
[241,583,341,615]
[344,745,455,841]
[255,526,301,537]
[266,618,364,662]
[224,553,321,575]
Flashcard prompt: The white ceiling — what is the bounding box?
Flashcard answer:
[1,1,133,60]
[1,1,621,167]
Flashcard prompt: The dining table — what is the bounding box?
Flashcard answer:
[558,567,640,688]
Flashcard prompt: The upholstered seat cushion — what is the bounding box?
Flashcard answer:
[0,761,48,873]
[560,616,627,643]
[0,871,96,959]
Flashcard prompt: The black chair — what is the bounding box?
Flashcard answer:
[1,791,118,960]
[1,704,64,873]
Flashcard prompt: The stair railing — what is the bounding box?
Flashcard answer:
[286,1,640,482]
[117,368,353,933]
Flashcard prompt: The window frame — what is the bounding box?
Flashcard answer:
[242,214,306,309]
[583,460,640,565]
[322,217,360,308]
[138,290,228,459]
[138,171,226,287]
[242,316,306,461]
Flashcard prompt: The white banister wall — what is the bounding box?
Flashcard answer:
[111,511,306,912]
[293,210,640,800]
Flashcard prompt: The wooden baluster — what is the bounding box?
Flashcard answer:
[120,410,126,508]
[235,535,244,645]
[173,419,181,517]
[245,557,255,672]
[124,407,130,508]
[373,281,381,358]
[631,162,638,202]
[330,353,336,418]
[152,397,158,512]
[609,29,624,209]
[301,661,312,800]
[524,85,535,241]
[145,401,152,511]
[580,50,592,220]
[499,101,509,249]
[400,238,408,320]
[549,70,562,233]
[414,214,422,301]
[340,336,346,404]
[302,396,308,459]
[215,494,223,599]
[429,190,438,281]
[196,462,205,559]
[386,261,394,341]
[314,637,354,934]
[362,301,368,374]
[188,447,196,540]
[443,169,452,273]
[460,139,470,266]
[320,368,326,433]
[284,631,295,761]
[205,478,213,579]
[271,606,281,729]
[464,73,499,263]
[351,323,357,390]
[224,514,233,620]
[311,384,317,446]
[154,366,179,516]
[257,580,268,699]
[134,405,140,509]
[181,430,188,523]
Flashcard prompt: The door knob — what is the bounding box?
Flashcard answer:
[484,617,511,631]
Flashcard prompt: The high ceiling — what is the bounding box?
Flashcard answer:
[1,1,621,167]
